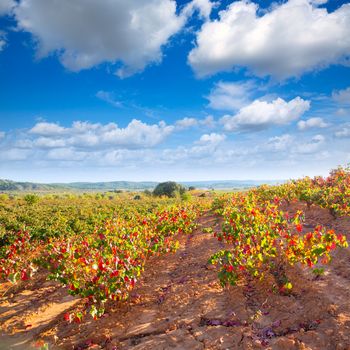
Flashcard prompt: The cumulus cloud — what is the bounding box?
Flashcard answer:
[182,0,215,20]
[297,117,329,130]
[332,87,350,105]
[33,137,67,148]
[0,0,15,15]
[188,0,350,79]
[14,0,187,77]
[99,120,174,148]
[10,116,217,165]
[29,122,67,136]
[198,132,226,144]
[175,117,199,130]
[27,119,174,149]
[174,115,216,130]
[220,97,310,132]
[1,120,346,181]
[207,81,255,111]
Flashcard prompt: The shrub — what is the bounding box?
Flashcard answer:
[24,194,39,205]
[143,189,152,196]
[0,194,9,201]
[181,192,192,201]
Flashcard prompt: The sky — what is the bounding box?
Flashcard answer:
[0,0,350,183]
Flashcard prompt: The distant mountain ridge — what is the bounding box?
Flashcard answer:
[0,179,280,192]
[0,179,63,191]
[0,179,157,191]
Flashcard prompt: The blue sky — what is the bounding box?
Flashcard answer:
[0,0,349,182]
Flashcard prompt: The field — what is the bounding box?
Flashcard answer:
[1,168,350,350]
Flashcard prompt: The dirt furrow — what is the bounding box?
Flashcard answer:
[1,206,350,350]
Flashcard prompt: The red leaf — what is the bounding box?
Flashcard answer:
[21,270,29,281]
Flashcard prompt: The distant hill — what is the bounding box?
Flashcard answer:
[0,179,157,192]
[181,180,278,189]
[55,181,158,190]
[0,179,281,192]
[0,179,63,191]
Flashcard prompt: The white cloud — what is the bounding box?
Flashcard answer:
[0,131,5,139]
[162,132,226,162]
[0,148,31,161]
[221,97,310,131]
[266,132,325,154]
[297,117,329,130]
[335,125,350,138]
[96,91,122,108]
[200,115,215,128]
[0,31,7,51]
[174,115,216,130]
[102,149,151,166]
[1,121,347,182]
[98,120,174,148]
[312,134,325,143]
[0,0,15,15]
[14,0,186,77]
[295,134,325,154]
[188,0,350,79]
[267,134,293,151]
[47,148,87,161]
[175,117,198,130]
[310,0,328,5]
[332,87,350,105]
[182,0,215,20]
[191,132,226,157]
[207,80,255,111]
[28,119,174,149]
[336,108,349,116]
[29,122,67,136]
[34,137,67,148]
[198,132,226,144]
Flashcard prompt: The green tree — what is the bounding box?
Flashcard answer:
[153,181,186,198]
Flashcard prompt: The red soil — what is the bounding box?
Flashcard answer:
[1,204,350,349]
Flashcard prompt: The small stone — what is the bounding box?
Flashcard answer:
[273,337,296,350]
[325,329,333,336]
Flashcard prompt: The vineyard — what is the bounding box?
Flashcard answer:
[1,167,350,349]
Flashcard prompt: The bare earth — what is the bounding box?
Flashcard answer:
[1,204,350,350]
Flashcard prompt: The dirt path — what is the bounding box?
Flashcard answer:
[47,212,249,350]
[1,208,350,350]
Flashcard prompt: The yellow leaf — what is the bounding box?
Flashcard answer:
[285,282,292,289]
